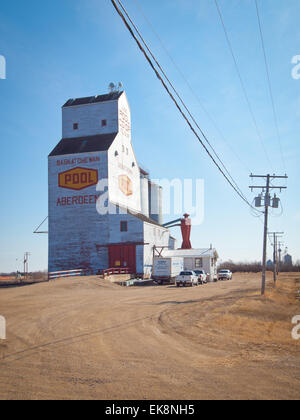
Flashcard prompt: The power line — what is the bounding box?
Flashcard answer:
[117,0,247,200]
[131,0,252,175]
[111,0,260,215]
[214,0,274,172]
[254,0,286,172]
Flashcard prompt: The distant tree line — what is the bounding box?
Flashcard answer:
[218,260,300,273]
[0,271,48,281]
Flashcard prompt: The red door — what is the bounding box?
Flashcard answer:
[109,245,136,273]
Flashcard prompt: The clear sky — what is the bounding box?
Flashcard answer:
[0,0,299,272]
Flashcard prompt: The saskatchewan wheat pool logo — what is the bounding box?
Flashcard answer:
[58,167,98,191]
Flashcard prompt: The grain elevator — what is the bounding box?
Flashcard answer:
[48,89,174,277]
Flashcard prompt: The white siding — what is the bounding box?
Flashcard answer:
[48,151,109,273]
[108,212,143,245]
[140,175,149,217]
[168,236,177,250]
[62,101,119,139]
[184,258,194,270]
[107,133,141,213]
[143,223,170,278]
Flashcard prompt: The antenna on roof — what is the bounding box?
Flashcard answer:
[108,82,123,93]
[108,82,116,93]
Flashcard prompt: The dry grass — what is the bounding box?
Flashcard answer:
[0,272,299,400]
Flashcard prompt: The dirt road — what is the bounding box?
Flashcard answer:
[0,273,299,400]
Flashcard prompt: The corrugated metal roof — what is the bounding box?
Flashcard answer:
[49,133,118,157]
[62,91,123,108]
[162,248,219,258]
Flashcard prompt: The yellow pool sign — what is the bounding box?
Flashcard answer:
[59,167,98,191]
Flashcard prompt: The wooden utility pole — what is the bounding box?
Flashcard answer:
[269,232,284,286]
[23,252,30,281]
[250,174,287,295]
[278,241,284,273]
[262,175,270,295]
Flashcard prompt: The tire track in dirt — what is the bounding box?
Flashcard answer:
[0,274,299,399]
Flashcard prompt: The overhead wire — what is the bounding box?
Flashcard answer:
[117,0,246,200]
[254,0,286,173]
[131,0,252,175]
[111,0,261,215]
[214,0,274,173]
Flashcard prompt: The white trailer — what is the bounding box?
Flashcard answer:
[160,248,219,282]
[153,257,184,284]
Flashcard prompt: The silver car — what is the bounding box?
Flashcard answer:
[218,269,233,281]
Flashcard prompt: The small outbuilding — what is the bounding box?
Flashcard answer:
[160,248,219,282]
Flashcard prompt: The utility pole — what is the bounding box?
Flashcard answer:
[268,232,284,286]
[250,174,287,295]
[278,241,284,273]
[23,252,30,281]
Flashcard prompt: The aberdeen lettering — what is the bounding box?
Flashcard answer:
[56,194,99,206]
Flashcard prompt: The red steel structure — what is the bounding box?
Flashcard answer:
[180,214,192,249]
[163,214,192,250]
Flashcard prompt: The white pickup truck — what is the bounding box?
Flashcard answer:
[218,269,233,281]
[194,269,207,284]
[176,271,199,287]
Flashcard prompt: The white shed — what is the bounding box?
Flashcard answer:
[161,248,219,282]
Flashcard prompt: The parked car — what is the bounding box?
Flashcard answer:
[194,269,207,285]
[176,271,199,287]
[218,269,233,281]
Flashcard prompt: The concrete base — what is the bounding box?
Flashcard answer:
[107,274,132,284]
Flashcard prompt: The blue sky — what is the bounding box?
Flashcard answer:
[0,0,299,272]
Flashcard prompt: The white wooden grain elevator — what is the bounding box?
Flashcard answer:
[48,89,174,277]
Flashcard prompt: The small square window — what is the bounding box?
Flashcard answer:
[195,258,203,268]
[120,221,128,232]
[73,123,79,130]
[101,119,107,127]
